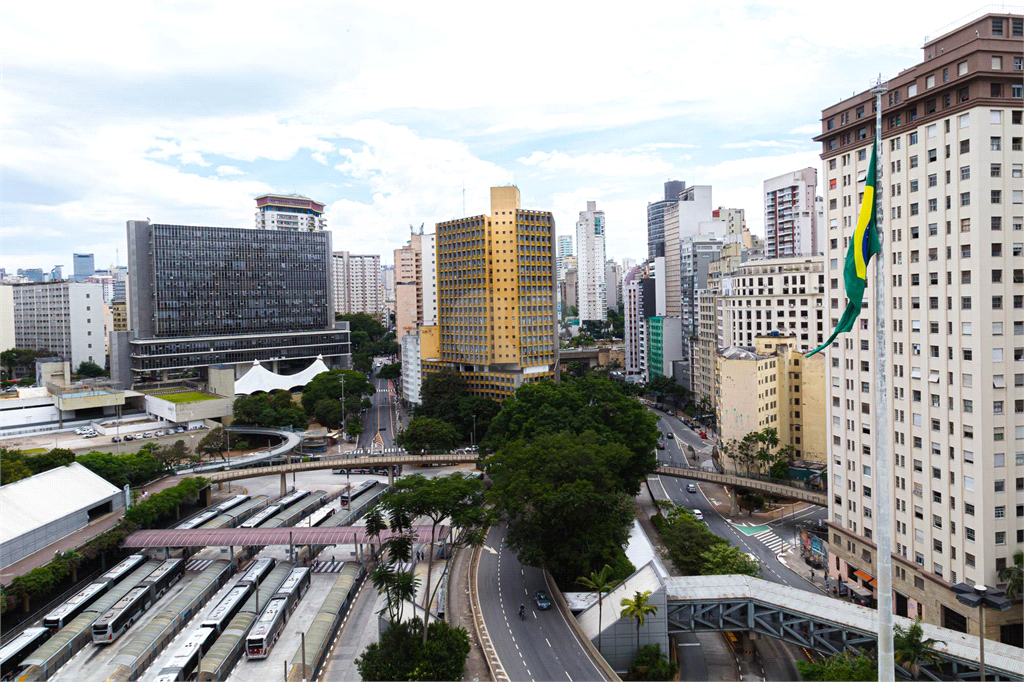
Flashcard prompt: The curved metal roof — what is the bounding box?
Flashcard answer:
[122,525,448,548]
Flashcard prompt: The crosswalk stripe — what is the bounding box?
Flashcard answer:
[186,559,213,571]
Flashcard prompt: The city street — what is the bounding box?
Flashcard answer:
[478,525,607,682]
[357,363,399,451]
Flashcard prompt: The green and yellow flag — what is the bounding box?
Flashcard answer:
[807,140,882,357]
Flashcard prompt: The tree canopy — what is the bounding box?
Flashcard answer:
[396,416,459,454]
[233,390,307,429]
[482,376,658,496]
[76,447,166,488]
[75,360,107,378]
[301,369,375,417]
[796,650,878,681]
[377,361,401,380]
[417,367,500,444]
[1,447,76,484]
[486,431,637,586]
[356,618,471,682]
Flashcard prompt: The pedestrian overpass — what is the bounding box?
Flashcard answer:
[665,575,1022,681]
[655,465,827,506]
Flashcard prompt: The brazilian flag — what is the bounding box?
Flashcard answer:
[807,140,882,357]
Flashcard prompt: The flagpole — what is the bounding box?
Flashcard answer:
[870,74,894,682]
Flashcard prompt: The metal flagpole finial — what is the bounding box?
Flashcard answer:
[871,74,888,95]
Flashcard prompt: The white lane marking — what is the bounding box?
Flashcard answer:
[565,672,573,681]
[546,638,552,648]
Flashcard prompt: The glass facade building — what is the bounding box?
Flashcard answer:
[119,220,349,384]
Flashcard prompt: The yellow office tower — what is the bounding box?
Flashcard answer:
[427,186,558,400]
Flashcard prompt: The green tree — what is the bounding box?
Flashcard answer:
[620,590,658,653]
[26,447,76,474]
[196,426,229,461]
[314,398,345,430]
[75,360,106,377]
[301,369,375,417]
[0,448,32,485]
[377,361,401,380]
[576,564,622,652]
[483,377,658,496]
[396,416,459,454]
[894,619,943,680]
[339,313,386,349]
[381,473,489,643]
[347,414,363,438]
[629,643,677,681]
[698,544,761,576]
[364,505,417,624]
[486,431,636,585]
[155,440,192,468]
[570,333,596,347]
[796,650,878,681]
[356,619,471,682]
[998,549,1023,599]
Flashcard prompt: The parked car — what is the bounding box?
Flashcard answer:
[176,426,185,433]
[74,427,87,435]
[83,432,98,439]
[124,434,134,441]
[111,436,121,443]
[142,432,153,438]
[687,483,697,493]
[155,430,165,437]
[534,590,552,610]
[699,432,708,439]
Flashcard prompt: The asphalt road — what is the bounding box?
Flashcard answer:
[478,525,606,682]
[358,363,398,450]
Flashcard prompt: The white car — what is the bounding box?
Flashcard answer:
[155,430,165,437]
[83,431,99,438]
[691,509,704,521]
[75,427,88,435]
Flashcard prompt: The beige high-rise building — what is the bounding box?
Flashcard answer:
[332,252,382,317]
[716,334,827,465]
[394,233,424,337]
[424,186,558,400]
[819,12,1023,643]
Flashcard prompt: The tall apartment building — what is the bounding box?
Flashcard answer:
[605,259,622,310]
[557,235,574,280]
[426,186,557,400]
[561,268,578,320]
[717,257,826,351]
[4,281,105,368]
[818,13,1023,644]
[678,234,723,391]
[623,257,668,382]
[576,201,607,322]
[764,168,823,258]
[332,252,382,316]
[394,232,425,337]
[0,285,14,354]
[716,334,828,463]
[254,193,326,231]
[647,180,686,258]
[114,218,349,386]
[72,253,94,282]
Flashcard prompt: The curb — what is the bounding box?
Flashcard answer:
[469,544,508,682]
[543,569,622,682]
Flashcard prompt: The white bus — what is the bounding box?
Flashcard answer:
[98,554,147,584]
[238,557,276,585]
[300,506,336,528]
[91,586,153,644]
[201,584,253,634]
[245,597,287,659]
[0,628,50,680]
[239,505,280,529]
[213,494,250,514]
[274,567,311,613]
[276,489,310,509]
[42,581,108,632]
[341,480,377,506]
[176,510,220,530]
[151,626,217,681]
[143,559,184,599]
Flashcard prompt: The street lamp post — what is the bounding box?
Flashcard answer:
[952,582,1012,681]
[339,374,347,442]
[471,414,476,448]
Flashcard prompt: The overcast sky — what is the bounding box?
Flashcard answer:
[0,0,983,272]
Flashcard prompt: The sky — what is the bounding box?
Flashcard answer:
[0,0,986,272]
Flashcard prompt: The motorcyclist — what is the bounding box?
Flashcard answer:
[519,604,525,620]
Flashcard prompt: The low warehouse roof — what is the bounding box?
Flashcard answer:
[0,462,121,546]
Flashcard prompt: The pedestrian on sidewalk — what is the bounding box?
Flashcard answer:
[811,569,815,580]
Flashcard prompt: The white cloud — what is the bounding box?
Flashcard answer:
[216,165,245,176]
[789,123,821,136]
[518,150,674,177]
[720,140,787,150]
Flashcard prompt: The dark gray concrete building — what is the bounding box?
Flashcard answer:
[646,180,685,259]
[112,220,349,386]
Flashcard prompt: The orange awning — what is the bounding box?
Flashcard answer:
[853,569,877,587]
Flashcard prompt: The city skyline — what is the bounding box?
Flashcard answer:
[0,1,981,273]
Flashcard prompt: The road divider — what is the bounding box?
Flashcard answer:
[469,544,507,682]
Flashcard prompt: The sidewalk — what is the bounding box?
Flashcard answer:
[448,546,492,681]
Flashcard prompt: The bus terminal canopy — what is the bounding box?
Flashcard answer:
[123,525,449,548]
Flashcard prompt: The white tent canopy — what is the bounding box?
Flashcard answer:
[233,356,331,395]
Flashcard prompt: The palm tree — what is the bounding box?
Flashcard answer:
[999,549,1023,599]
[620,590,659,653]
[576,565,622,652]
[894,619,943,680]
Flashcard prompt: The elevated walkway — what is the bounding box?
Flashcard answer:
[665,575,1022,681]
[185,427,303,474]
[205,452,476,484]
[655,465,827,506]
